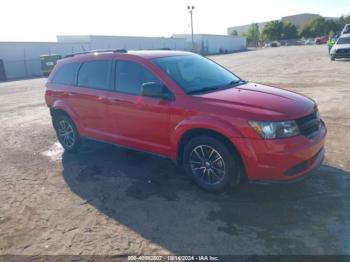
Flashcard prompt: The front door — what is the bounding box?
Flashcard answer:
[107,59,173,156]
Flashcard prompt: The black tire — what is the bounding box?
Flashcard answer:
[331,56,335,61]
[183,136,241,193]
[53,114,81,153]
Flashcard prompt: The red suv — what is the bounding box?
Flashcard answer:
[45,50,326,192]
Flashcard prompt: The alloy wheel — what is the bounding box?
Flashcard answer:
[57,120,75,149]
[189,145,226,185]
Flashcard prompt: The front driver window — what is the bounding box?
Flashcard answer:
[115,60,161,95]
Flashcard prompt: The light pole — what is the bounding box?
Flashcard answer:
[187,5,195,51]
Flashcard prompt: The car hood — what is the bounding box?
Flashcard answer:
[195,82,315,120]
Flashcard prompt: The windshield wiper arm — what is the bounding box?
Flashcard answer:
[226,79,247,87]
[187,80,247,95]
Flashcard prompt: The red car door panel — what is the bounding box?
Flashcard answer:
[108,59,172,156]
[73,60,114,141]
[107,92,172,156]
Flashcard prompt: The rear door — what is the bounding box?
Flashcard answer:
[73,59,114,141]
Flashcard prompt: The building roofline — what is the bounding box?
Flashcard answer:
[0,41,90,44]
[173,33,243,38]
[57,34,186,40]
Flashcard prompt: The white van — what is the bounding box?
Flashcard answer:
[330,34,350,61]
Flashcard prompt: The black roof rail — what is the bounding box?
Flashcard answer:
[64,51,90,58]
[64,49,127,58]
[113,49,128,53]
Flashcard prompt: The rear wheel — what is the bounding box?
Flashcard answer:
[183,136,241,193]
[330,56,335,61]
[53,114,81,152]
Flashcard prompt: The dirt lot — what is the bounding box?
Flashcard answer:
[0,45,349,256]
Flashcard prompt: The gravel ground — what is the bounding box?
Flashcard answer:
[0,45,349,256]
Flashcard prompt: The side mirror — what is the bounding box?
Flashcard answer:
[141,82,174,101]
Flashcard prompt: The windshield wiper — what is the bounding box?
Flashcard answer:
[187,80,247,95]
[225,79,247,87]
[187,87,221,95]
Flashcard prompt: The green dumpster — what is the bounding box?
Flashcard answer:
[40,54,61,76]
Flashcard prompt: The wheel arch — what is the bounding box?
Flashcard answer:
[175,128,246,180]
[49,101,83,134]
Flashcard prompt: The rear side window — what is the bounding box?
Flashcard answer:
[77,60,113,90]
[115,60,161,95]
[51,63,80,85]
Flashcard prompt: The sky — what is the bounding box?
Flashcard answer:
[0,0,349,42]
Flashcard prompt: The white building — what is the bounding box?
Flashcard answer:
[0,34,246,80]
[0,41,93,80]
[172,34,246,55]
[57,35,189,51]
[0,35,189,80]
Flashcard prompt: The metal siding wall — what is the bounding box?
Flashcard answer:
[0,37,188,79]
[173,34,247,55]
[0,42,92,79]
[0,35,245,79]
[89,36,187,51]
[203,35,246,54]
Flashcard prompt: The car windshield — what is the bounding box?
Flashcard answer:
[337,37,350,45]
[152,55,244,94]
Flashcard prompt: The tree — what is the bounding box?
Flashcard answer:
[262,20,284,41]
[338,15,350,31]
[299,23,314,38]
[246,23,260,42]
[282,22,298,39]
[299,17,340,38]
[230,30,238,36]
[239,24,261,47]
[240,24,260,42]
[338,15,350,27]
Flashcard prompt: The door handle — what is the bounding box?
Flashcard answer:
[68,92,77,97]
[109,98,122,103]
[108,98,134,104]
[97,96,108,101]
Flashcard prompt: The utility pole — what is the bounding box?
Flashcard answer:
[187,6,195,51]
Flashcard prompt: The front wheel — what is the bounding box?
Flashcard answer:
[183,136,241,193]
[330,56,335,61]
[53,114,81,152]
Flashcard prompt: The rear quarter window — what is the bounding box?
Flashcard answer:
[51,63,80,85]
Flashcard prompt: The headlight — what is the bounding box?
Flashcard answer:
[249,120,300,139]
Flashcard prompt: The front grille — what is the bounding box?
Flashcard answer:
[296,111,321,138]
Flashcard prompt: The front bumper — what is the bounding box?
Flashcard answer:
[231,121,327,181]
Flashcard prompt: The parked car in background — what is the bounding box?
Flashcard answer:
[45,50,326,192]
[330,34,350,61]
[315,36,329,45]
[341,24,350,35]
[295,39,305,45]
[305,39,315,45]
[265,41,281,47]
[280,39,305,46]
[40,54,62,76]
